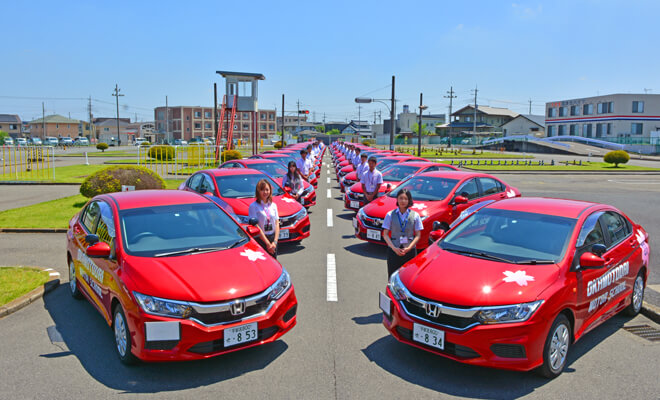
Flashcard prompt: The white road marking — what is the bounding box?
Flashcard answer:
[327,189,331,198]
[49,272,59,277]
[327,177,330,184]
[327,208,333,227]
[327,253,338,302]
[606,179,660,185]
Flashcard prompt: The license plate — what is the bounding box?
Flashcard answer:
[224,322,258,347]
[350,200,360,208]
[413,323,445,350]
[352,218,358,229]
[379,292,392,317]
[279,230,290,240]
[367,229,381,241]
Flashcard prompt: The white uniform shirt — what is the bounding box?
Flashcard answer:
[352,153,361,167]
[382,208,424,231]
[361,168,384,193]
[248,201,279,235]
[355,161,368,180]
[296,157,313,176]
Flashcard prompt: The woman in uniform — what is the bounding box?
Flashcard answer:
[382,189,423,277]
[248,179,280,258]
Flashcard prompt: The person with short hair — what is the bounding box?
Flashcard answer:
[296,149,313,181]
[352,147,361,168]
[382,189,423,277]
[355,152,369,181]
[360,156,383,203]
[248,179,280,258]
[282,161,305,204]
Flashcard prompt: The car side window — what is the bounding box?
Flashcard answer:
[423,166,440,172]
[187,174,203,192]
[96,202,116,247]
[600,211,630,245]
[479,178,504,195]
[199,174,215,194]
[576,212,606,249]
[81,201,101,232]
[456,179,479,200]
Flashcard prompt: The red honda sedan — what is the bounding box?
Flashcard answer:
[344,161,459,211]
[219,159,316,207]
[66,190,297,363]
[355,171,520,249]
[179,169,311,243]
[380,197,649,378]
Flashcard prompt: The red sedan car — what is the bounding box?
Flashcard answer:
[219,159,316,207]
[67,190,297,363]
[179,169,311,243]
[344,161,459,211]
[354,171,520,249]
[380,197,650,377]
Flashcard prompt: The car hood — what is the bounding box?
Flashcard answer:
[349,181,400,194]
[341,165,354,173]
[123,241,282,302]
[398,246,560,306]
[222,195,303,217]
[362,196,445,219]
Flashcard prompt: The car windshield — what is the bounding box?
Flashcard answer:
[440,208,576,263]
[120,203,248,257]
[381,165,421,182]
[215,174,284,198]
[267,156,294,165]
[388,176,458,201]
[249,163,287,178]
[376,159,399,169]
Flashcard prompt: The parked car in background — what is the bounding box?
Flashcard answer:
[15,137,27,146]
[44,137,59,146]
[135,137,148,146]
[59,137,74,146]
[74,137,89,146]
[29,137,43,145]
[174,139,188,145]
[3,137,14,145]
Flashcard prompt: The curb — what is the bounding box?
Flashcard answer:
[0,182,80,185]
[0,228,67,233]
[0,268,61,318]
[641,302,660,324]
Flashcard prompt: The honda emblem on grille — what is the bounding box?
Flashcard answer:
[229,300,246,316]
[424,303,441,318]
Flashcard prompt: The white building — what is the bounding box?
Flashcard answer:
[502,114,545,137]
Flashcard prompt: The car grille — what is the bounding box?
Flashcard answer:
[347,191,364,201]
[395,327,480,359]
[280,214,299,228]
[400,294,479,330]
[343,179,355,187]
[188,291,273,326]
[361,213,383,229]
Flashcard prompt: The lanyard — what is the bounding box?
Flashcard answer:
[260,202,271,224]
[396,210,408,233]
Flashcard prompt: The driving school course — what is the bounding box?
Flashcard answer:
[0,146,659,399]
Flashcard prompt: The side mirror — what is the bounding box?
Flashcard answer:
[580,252,605,269]
[248,218,258,226]
[432,221,442,231]
[246,225,260,236]
[452,195,468,205]
[85,234,99,246]
[87,242,111,258]
[387,183,392,189]
[591,243,607,256]
[429,229,446,245]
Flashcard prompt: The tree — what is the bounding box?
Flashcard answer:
[0,131,8,143]
[412,123,431,136]
[327,128,340,135]
[603,150,630,167]
[315,125,325,133]
[96,142,109,152]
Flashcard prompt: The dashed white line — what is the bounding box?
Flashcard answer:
[327,208,333,227]
[327,177,330,184]
[327,253,338,302]
[327,188,331,198]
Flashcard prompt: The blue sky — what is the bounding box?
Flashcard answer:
[2,0,659,124]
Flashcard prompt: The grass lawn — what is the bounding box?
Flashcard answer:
[58,150,138,157]
[0,267,50,306]
[395,149,534,159]
[0,164,107,183]
[463,161,660,171]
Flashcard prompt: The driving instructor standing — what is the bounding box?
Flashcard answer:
[382,189,423,277]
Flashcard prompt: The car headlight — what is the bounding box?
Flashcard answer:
[293,207,307,223]
[133,292,192,318]
[420,215,429,221]
[302,186,312,196]
[475,300,543,324]
[268,269,291,301]
[388,271,411,300]
[236,215,250,224]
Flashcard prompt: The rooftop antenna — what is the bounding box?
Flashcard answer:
[644,88,652,94]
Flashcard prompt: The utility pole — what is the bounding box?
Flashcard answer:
[281,94,285,143]
[297,99,301,133]
[42,102,46,138]
[112,84,124,146]
[390,75,396,150]
[529,98,532,114]
[418,93,424,156]
[166,95,170,144]
[472,85,478,137]
[444,86,456,147]
[88,96,93,140]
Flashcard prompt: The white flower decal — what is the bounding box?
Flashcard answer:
[506,189,516,198]
[502,270,535,286]
[410,203,427,211]
[282,197,296,203]
[635,230,645,245]
[240,249,266,261]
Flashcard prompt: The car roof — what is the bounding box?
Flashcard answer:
[204,168,267,177]
[103,189,209,210]
[414,170,494,180]
[394,161,441,167]
[484,197,601,219]
[234,159,280,165]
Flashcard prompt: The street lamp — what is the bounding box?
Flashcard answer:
[354,76,396,150]
[418,93,427,156]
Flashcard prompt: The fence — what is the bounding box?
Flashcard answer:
[137,144,225,179]
[0,146,55,181]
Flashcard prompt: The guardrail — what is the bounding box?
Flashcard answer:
[0,146,55,181]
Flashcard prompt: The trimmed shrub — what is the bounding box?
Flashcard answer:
[603,150,630,167]
[148,145,175,161]
[273,141,287,149]
[80,165,166,198]
[220,149,242,162]
[96,142,109,152]
[140,141,151,146]
[361,140,372,146]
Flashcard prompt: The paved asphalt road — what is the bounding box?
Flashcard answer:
[0,152,659,399]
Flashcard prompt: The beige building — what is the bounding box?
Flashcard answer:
[0,114,22,137]
[29,114,80,138]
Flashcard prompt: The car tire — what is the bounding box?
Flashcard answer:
[68,260,83,299]
[538,313,571,379]
[113,306,137,365]
[623,272,645,317]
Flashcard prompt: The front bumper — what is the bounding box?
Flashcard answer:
[380,288,547,372]
[126,288,298,361]
[279,215,311,243]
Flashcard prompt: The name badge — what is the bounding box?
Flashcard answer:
[264,223,273,232]
[399,236,409,245]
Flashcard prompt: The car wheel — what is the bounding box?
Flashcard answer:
[624,272,645,316]
[68,260,83,299]
[538,313,571,379]
[113,306,137,365]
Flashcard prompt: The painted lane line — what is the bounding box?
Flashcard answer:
[327,208,333,227]
[327,177,330,184]
[327,188,331,198]
[327,253,338,302]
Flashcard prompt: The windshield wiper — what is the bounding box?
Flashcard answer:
[444,248,514,263]
[227,238,247,249]
[155,247,226,257]
[514,259,555,265]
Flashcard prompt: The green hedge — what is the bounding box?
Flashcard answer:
[148,145,175,161]
[80,165,166,198]
[96,143,109,152]
[220,149,242,162]
[603,150,630,167]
